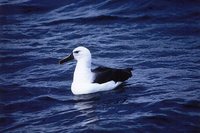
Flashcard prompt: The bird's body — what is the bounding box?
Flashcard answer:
[60,46,132,95]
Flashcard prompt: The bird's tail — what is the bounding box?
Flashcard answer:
[126,68,133,71]
[125,67,133,77]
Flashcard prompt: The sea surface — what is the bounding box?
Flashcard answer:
[1,0,200,132]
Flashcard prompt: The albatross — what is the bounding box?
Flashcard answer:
[59,46,132,95]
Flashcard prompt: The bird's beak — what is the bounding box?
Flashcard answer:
[59,53,74,64]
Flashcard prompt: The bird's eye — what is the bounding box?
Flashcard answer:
[74,50,79,54]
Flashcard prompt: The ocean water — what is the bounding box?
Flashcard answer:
[1,0,200,132]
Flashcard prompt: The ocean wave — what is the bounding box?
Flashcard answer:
[1,0,200,132]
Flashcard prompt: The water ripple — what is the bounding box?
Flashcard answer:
[1,0,200,132]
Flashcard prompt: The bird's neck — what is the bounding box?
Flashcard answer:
[73,59,93,83]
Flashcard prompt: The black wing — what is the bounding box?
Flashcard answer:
[92,66,133,84]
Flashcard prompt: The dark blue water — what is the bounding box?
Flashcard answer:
[1,0,200,132]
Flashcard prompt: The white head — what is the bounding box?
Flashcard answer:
[59,46,92,64]
[72,46,91,61]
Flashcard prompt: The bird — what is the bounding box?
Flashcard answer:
[59,46,132,95]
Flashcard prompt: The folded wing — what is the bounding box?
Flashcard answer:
[92,66,133,84]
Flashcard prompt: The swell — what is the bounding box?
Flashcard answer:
[42,15,130,26]
[1,95,73,114]
[41,15,155,26]
[1,0,199,26]
[0,4,48,15]
[41,11,200,26]
[133,98,200,131]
